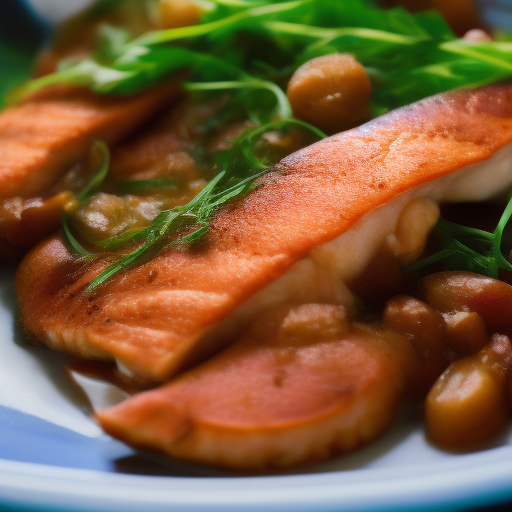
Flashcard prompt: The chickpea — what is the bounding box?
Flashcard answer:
[158,0,201,30]
[425,334,512,451]
[442,311,488,356]
[287,54,372,134]
[383,295,447,395]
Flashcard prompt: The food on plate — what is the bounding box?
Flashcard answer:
[16,82,512,381]
[16,82,512,467]
[6,0,512,469]
[98,304,417,470]
[286,53,372,133]
[3,0,512,256]
[0,83,181,257]
[425,332,512,450]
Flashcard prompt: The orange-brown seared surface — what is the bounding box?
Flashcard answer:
[0,85,180,200]
[16,83,512,383]
[97,304,415,470]
[94,273,512,467]
[0,83,180,255]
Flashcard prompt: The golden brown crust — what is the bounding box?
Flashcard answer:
[0,84,181,201]
[15,83,512,382]
[97,319,412,470]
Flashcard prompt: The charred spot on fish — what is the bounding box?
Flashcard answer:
[92,304,100,312]
[147,270,158,284]
[334,385,356,398]
[378,182,386,190]
[68,293,75,299]
[273,372,286,387]
[105,317,111,323]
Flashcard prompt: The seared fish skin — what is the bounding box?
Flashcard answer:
[0,84,181,259]
[16,83,512,382]
[0,85,179,201]
[97,305,417,470]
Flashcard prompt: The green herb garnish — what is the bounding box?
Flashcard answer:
[404,194,512,278]
[62,140,110,257]
[8,0,512,113]
[22,0,512,289]
[65,121,325,290]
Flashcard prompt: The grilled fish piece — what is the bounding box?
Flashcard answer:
[0,83,180,255]
[0,85,180,200]
[97,304,417,470]
[16,83,512,383]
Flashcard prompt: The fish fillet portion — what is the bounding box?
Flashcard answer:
[16,83,512,382]
[0,84,180,201]
[97,305,415,469]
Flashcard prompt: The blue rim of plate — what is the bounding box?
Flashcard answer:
[2,444,512,512]
[2,404,512,512]
[2,2,512,512]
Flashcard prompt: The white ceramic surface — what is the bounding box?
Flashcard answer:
[2,1,512,511]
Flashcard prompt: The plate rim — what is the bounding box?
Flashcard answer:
[2,444,512,512]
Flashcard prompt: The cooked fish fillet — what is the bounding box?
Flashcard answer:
[0,84,179,201]
[97,305,417,470]
[16,83,512,382]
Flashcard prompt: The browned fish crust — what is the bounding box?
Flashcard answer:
[0,83,180,201]
[15,83,512,382]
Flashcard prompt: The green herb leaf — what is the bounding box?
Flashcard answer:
[87,119,325,289]
[10,0,512,115]
[61,140,110,256]
[403,194,512,278]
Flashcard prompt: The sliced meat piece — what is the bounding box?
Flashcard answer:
[97,305,415,470]
[0,83,181,256]
[0,83,180,201]
[16,83,512,382]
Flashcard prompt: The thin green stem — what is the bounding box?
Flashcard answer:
[440,40,512,72]
[264,21,425,45]
[133,0,308,46]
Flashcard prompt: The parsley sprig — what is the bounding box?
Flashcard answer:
[65,120,325,290]
[9,0,512,114]
[404,194,512,278]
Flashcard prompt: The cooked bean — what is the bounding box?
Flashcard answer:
[287,54,371,134]
[419,272,512,336]
[388,198,440,266]
[463,29,492,43]
[158,0,201,29]
[442,311,488,356]
[0,191,73,251]
[425,334,511,451]
[383,295,447,395]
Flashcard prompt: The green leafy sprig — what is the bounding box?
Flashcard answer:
[9,0,512,114]
[403,194,512,278]
[62,140,110,256]
[66,120,325,290]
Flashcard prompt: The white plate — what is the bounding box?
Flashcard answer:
[2,1,512,510]
[1,266,512,512]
